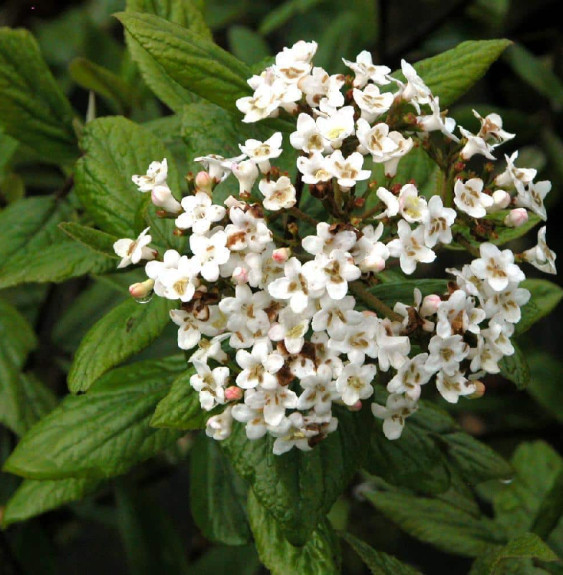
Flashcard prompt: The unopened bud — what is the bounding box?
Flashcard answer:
[420,294,441,317]
[232,266,249,284]
[349,400,362,411]
[232,160,259,196]
[272,248,291,263]
[225,386,243,401]
[454,161,466,172]
[195,171,213,196]
[468,380,486,399]
[350,217,362,227]
[129,278,155,299]
[354,197,365,208]
[287,222,299,236]
[151,184,182,213]
[362,310,377,318]
[491,189,511,210]
[504,208,528,228]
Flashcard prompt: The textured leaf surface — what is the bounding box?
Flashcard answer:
[368,279,448,308]
[116,12,251,115]
[499,342,531,389]
[4,357,185,479]
[0,197,115,289]
[59,222,120,259]
[68,295,174,393]
[190,435,251,545]
[0,28,77,163]
[223,407,372,545]
[516,279,563,335]
[248,491,341,574]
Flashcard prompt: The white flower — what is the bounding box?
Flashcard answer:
[268,257,321,313]
[302,221,357,256]
[297,365,339,414]
[374,319,411,372]
[423,195,456,247]
[459,126,496,161]
[206,406,233,440]
[353,84,394,123]
[417,97,459,142]
[170,308,222,350]
[387,220,436,275]
[239,132,283,173]
[145,249,181,297]
[271,413,316,455]
[522,226,557,274]
[235,341,284,390]
[232,159,259,195]
[398,184,428,223]
[515,180,551,221]
[259,176,297,211]
[268,307,310,354]
[495,151,537,194]
[435,370,476,403]
[326,150,371,190]
[316,106,355,149]
[151,184,182,213]
[375,187,399,218]
[290,114,330,153]
[176,192,226,234]
[113,227,156,269]
[296,151,333,185]
[328,314,379,364]
[244,385,298,427]
[225,206,272,252]
[305,249,362,299]
[190,363,229,411]
[435,290,486,338]
[470,243,525,292]
[132,159,168,192]
[194,153,246,183]
[190,230,230,282]
[371,393,418,440]
[474,110,515,144]
[387,353,432,401]
[399,60,432,110]
[426,334,469,376]
[342,51,391,88]
[336,363,377,405]
[157,255,200,302]
[453,178,494,218]
[353,223,390,272]
[312,294,359,338]
[468,335,503,374]
[481,282,530,323]
[189,334,229,366]
[299,68,345,109]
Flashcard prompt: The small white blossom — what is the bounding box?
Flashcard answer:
[495,151,537,194]
[259,176,297,211]
[522,226,557,274]
[239,132,283,173]
[371,393,418,440]
[113,227,156,269]
[296,151,333,185]
[316,106,356,149]
[268,307,310,354]
[336,363,377,405]
[343,51,391,88]
[426,334,469,376]
[194,153,245,183]
[326,150,371,189]
[205,406,233,440]
[436,370,476,403]
[236,341,284,390]
[387,220,436,275]
[423,195,456,247]
[470,243,525,292]
[399,60,432,111]
[132,159,168,192]
[353,84,394,123]
[176,192,226,234]
[268,257,321,313]
[387,353,432,401]
[157,255,200,302]
[515,180,551,221]
[453,178,494,218]
[191,363,229,411]
[302,222,357,256]
[190,230,230,282]
[398,184,428,223]
[290,113,331,153]
[305,249,361,300]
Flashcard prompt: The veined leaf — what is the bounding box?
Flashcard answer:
[516,279,563,336]
[248,491,341,575]
[116,11,251,115]
[0,28,77,163]
[59,222,120,259]
[368,279,449,308]
[499,342,531,389]
[3,357,185,480]
[68,295,174,393]
[190,435,252,545]
[0,197,115,289]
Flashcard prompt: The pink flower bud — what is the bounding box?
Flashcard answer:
[349,400,362,411]
[232,266,249,284]
[504,208,528,228]
[492,189,511,210]
[272,248,291,263]
[362,310,377,318]
[195,171,213,196]
[151,184,182,213]
[128,278,155,299]
[467,380,486,399]
[420,294,441,317]
[225,386,243,401]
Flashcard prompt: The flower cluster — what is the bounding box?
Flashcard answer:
[115,41,556,454]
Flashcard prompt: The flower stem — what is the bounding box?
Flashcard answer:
[288,206,318,227]
[349,281,403,322]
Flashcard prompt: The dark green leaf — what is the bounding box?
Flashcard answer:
[223,407,372,545]
[228,26,271,66]
[3,356,185,479]
[527,352,563,424]
[258,0,325,36]
[516,279,563,336]
[392,40,512,108]
[68,295,174,393]
[340,531,423,575]
[2,477,101,527]
[189,545,260,575]
[74,116,182,245]
[531,470,563,541]
[150,368,210,430]
[116,11,251,115]
[0,28,77,163]
[368,279,448,308]
[190,435,252,545]
[499,342,531,389]
[391,146,440,198]
[59,222,120,259]
[0,197,115,289]
[248,490,341,574]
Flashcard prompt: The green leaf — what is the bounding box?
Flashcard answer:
[115,479,190,575]
[116,11,251,115]
[59,222,120,259]
[223,407,372,545]
[248,490,341,575]
[0,28,77,163]
[504,44,563,111]
[74,116,182,243]
[190,435,252,545]
[531,470,563,541]
[340,531,423,575]
[150,368,210,430]
[368,279,449,308]
[516,279,563,336]
[228,26,271,66]
[393,40,512,108]
[0,197,116,289]
[366,489,505,557]
[527,352,563,424]
[68,295,173,393]
[189,545,260,575]
[258,0,325,36]
[391,146,440,199]
[3,356,185,479]
[2,477,101,527]
[499,342,531,389]
[69,57,136,113]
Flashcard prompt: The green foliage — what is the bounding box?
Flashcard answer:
[516,279,563,335]
[499,342,531,389]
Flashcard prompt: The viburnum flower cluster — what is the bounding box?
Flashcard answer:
[115,41,557,454]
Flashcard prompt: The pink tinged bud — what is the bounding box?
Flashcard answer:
[504,208,528,228]
[420,294,441,317]
[349,400,363,411]
[151,184,182,213]
[362,310,377,318]
[225,386,243,401]
[195,171,213,196]
[129,278,155,299]
[232,266,249,284]
[468,380,486,399]
[492,190,511,210]
[272,248,291,263]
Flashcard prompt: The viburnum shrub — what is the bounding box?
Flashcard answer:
[114,41,555,453]
[1,8,562,574]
